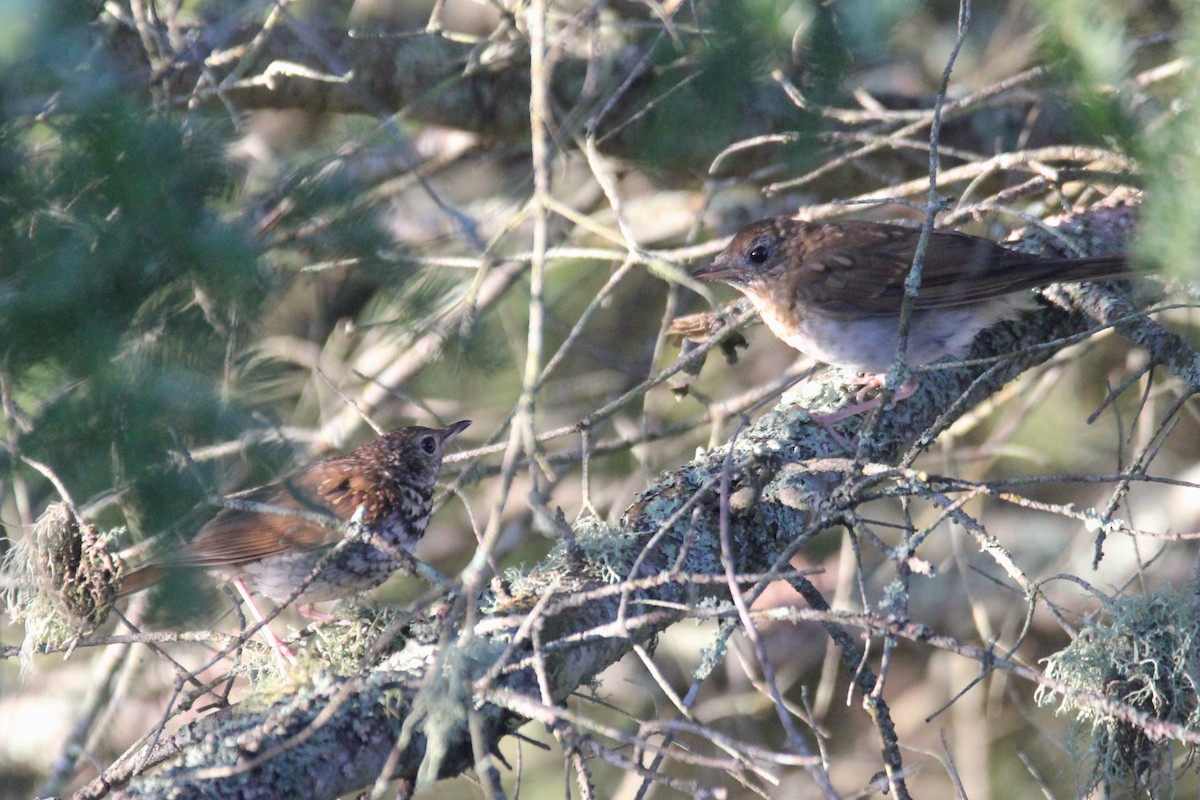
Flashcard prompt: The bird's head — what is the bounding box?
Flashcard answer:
[692,219,791,291]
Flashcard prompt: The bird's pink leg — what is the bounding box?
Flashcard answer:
[811,375,920,427]
[297,603,333,622]
[233,578,296,664]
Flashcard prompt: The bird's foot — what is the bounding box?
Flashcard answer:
[260,625,297,666]
[297,603,333,622]
[806,377,920,447]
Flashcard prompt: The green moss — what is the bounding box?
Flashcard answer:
[1037,584,1200,796]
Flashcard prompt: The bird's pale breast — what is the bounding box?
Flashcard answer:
[750,292,1030,372]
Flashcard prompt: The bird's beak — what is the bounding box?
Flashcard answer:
[691,257,738,283]
[438,420,472,442]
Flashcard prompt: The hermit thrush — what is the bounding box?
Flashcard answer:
[120,420,470,659]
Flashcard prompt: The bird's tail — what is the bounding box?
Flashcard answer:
[1025,254,1135,288]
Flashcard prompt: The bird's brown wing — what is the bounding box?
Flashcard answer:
[180,458,371,568]
[790,221,1128,317]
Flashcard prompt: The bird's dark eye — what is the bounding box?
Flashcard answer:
[747,245,770,265]
[420,436,438,455]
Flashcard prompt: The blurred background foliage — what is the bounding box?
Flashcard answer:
[0,14,263,535]
[1,0,1200,798]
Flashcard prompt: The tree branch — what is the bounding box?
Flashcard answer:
[99,15,1039,178]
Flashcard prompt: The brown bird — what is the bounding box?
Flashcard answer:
[691,218,1134,411]
[120,420,470,660]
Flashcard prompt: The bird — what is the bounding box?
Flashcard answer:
[119,420,470,661]
[689,217,1134,417]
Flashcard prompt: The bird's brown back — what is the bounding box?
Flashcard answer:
[708,218,1133,319]
[118,421,469,597]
